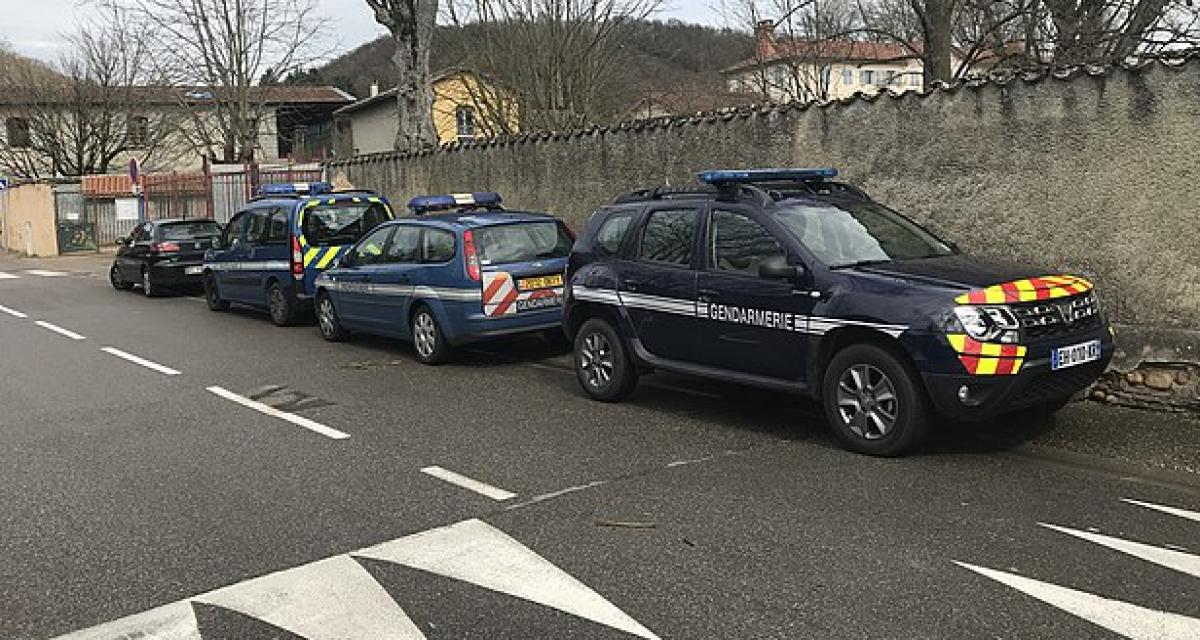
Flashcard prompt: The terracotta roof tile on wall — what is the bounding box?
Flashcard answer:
[723,39,922,74]
[0,85,355,106]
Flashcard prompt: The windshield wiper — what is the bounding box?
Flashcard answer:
[829,259,893,270]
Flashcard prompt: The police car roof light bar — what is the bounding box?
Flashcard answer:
[697,168,838,185]
[408,191,503,214]
[258,181,335,196]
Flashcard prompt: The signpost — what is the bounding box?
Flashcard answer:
[129,158,145,221]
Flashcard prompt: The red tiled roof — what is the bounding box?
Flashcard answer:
[722,39,922,74]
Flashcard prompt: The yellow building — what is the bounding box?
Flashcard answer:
[333,69,518,156]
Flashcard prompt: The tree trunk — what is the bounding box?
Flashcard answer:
[392,0,438,151]
[922,0,955,86]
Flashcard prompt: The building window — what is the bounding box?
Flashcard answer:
[883,70,896,86]
[860,69,874,85]
[127,116,149,148]
[841,69,853,86]
[5,117,32,148]
[819,65,831,89]
[908,73,921,87]
[455,106,477,140]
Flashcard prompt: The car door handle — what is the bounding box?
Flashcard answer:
[698,288,720,302]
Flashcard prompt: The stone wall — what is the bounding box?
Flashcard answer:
[329,58,1200,368]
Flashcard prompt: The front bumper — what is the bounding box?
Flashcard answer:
[923,330,1115,420]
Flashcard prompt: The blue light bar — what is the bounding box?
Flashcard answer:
[698,168,838,185]
[258,181,334,196]
[408,191,502,214]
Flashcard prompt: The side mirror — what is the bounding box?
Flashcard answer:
[116,237,129,246]
[759,256,805,282]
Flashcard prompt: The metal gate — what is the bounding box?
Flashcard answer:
[210,163,323,223]
[52,183,98,253]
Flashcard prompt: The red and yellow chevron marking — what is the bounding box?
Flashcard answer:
[954,274,1092,305]
[946,333,1025,376]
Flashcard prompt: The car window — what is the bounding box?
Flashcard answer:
[710,210,785,277]
[223,213,246,247]
[355,226,394,266]
[595,212,633,256]
[639,208,697,267]
[267,209,289,244]
[158,221,222,242]
[386,226,422,264]
[246,209,272,245]
[423,228,456,263]
[774,200,953,267]
[474,221,572,266]
[302,201,392,247]
[131,223,151,242]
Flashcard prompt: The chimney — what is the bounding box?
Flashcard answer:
[754,20,777,59]
[369,82,379,98]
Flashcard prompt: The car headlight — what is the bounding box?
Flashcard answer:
[953,305,1019,343]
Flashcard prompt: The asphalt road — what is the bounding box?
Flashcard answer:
[0,260,1197,640]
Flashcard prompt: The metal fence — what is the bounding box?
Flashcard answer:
[210,163,323,223]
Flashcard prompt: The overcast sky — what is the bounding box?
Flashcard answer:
[2,0,724,64]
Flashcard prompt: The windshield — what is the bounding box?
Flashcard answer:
[774,200,953,267]
[159,222,222,241]
[302,201,392,247]
[474,221,573,265]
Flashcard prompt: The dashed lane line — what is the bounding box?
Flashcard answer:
[100,347,181,376]
[206,385,350,440]
[24,269,68,277]
[0,272,19,280]
[0,304,27,318]
[1122,498,1200,523]
[421,466,517,501]
[34,320,86,340]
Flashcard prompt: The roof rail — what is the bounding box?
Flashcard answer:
[611,184,775,207]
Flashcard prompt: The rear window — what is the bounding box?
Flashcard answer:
[159,222,221,241]
[475,221,572,265]
[302,201,392,247]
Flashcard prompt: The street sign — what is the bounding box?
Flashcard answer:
[0,178,9,191]
[129,157,140,186]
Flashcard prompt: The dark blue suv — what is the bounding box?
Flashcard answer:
[562,169,1113,456]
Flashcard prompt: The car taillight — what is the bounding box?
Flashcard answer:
[463,229,481,281]
[150,242,180,253]
[291,235,304,275]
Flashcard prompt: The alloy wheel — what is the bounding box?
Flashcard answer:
[579,331,615,389]
[836,364,898,440]
[270,287,286,323]
[413,312,436,358]
[318,297,337,337]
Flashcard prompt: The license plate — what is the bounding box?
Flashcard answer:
[185,266,204,275]
[1051,339,1101,370]
[518,274,563,290]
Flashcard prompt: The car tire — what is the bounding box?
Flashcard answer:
[411,304,450,365]
[141,268,158,298]
[822,344,931,457]
[574,318,638,402]
[110,264,133,291]
[267,281,297,327]
[316,291,348,342]
[204,273,230,311]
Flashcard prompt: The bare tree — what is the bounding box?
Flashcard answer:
[0,13,181,178]
[365,0,440,150]
[106,0,328,163]
[442,0,663,132]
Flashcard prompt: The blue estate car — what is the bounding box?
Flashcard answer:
[204,182,395,325]
[313,192,574,364]
[562,168,1113,456]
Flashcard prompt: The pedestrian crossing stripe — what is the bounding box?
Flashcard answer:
[1039,523,1200,579]
[52,518,658,640]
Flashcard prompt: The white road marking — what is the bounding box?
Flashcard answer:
[421,465,517,501]
[51,601,200,640]
[1040,523,1200,578]
[206,385,350,440]
[0,272,19,279]
[0,304,27,318]
[357,518,660,639]
[196,555,427,640]
[1122,498,1200,523]
[101,347,181,376]
[35,320,85,340]
[25,269,67,277]
[955,561,1200,639]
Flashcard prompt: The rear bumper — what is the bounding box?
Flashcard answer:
[923,338,1114,420]
[446,308,563,345]
[148,261,206,286]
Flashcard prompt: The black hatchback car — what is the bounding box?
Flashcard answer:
[562,168,1113,456]
[111,219,223,296]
